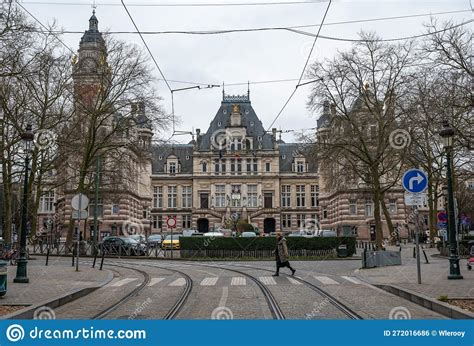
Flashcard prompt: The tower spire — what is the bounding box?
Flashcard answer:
[247,81,250,99]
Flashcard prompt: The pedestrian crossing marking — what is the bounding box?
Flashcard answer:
[287,277,302,285]
[147,278,166,286]
[259,276,276,285]
[169,278,186,286]
[314,276,339,285]
[200,277,218,286]
[231,277,246,286]
[341,276,361,284]
[110,278,138,287]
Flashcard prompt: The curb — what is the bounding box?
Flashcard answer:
[374,284,474,319]
[2,269,114,320]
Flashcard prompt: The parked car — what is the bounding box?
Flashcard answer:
[130,234,147,243]
[101,236,146,256]
[147,234,163,248]
[183,229,199,237]
[161,235,181,250]
[203,232,224,238]
[317,230,337,237]
[241,232,257,238]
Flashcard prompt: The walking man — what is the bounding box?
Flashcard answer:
[273,232,295,276]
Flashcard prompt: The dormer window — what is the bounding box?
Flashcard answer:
[169,162,176,174]
[295,159,306,173]
[158,155,162,160]
[217,121,222,126]
[250,121,254,126]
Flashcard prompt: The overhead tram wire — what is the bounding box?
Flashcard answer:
[15,1,76,55]
[22,0,330,7]
[31,9,471,36]
[266,0,331,132]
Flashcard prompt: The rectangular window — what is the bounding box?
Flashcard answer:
[202,162,207,173]
[153,186,163,208]
[322,209,328,219]
[112,202,120,215]
[247,185,258,207]
[182,215,192,229]
[365,199,374,217]
[182,186,192,208]
[265,162,271,172]
[237,159,242,174]
[215,185,226,207]
[264,193,273,208]
[39,191,55,213]
[230,159,236,173]
[297,161,305,173]
[88,198,103,218]
[296,185,306,207]
[310,185,319,207]
[296,214,305,228]
[168,186,177,208]
[388,199,397,214]
[349,199,357,215]
[281,185,291,207]
[282,214,292,229]
[152,215,163,230]
[214,159,220,173]
[221,160,226,173]
[169,162,176,174]
[200,193,209,209]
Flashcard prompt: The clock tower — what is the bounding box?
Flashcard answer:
[73,10,108,107]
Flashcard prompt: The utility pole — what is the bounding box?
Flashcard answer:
[93,155,101,252]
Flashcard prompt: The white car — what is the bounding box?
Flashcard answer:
[182,229,199,237]
[241,232,257,238]
[203,232,224,237]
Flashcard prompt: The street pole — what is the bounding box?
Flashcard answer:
[414,207,421,284]
[14,125,33,283]
[93,156,101,252]
[76,194,82,272]
[445,147,463,280]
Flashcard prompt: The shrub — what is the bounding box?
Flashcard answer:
[180,236,356,256]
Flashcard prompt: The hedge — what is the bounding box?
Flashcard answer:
[180,236,356,256]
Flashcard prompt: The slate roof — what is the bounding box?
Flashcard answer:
[80,11,104,45]
[197,95,274,151]
[151,94,317,174]
[152,144,194,174]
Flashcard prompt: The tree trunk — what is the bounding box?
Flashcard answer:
[372,173,384,250]
[380,196,395,242]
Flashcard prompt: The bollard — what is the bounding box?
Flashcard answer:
[72,253,75,267]
[92,250,97,269]
[422,249,429,264]
[99,251,105,271]
[413,246,416,259]
[45,248,50,266]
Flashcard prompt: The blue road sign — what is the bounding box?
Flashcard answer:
[402,169,428,193]
[437,222,448,229]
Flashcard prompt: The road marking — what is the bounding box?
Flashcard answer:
[287,277,302,285]
[201,277,219,286]
[314,276,339,285]
[219,287,229,307]
[259,276,276,285]
[169,278,186,286]
[341,276,361,284]
[231,277,246,286]
[110,278,138,287]
[147,278,166,286]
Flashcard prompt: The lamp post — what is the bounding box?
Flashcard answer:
[14,124,34,283]
[439,121,463,280]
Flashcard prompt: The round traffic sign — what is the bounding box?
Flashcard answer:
[166,217,177,228]
[71,193,89,211]
[402,169,428,193]
[437,212,448,223]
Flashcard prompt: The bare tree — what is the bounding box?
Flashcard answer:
[306,33,417,249]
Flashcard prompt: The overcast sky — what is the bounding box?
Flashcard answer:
[19,0,471,143]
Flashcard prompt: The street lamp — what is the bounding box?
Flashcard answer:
[14,124,34,283]
[439,121,463,280]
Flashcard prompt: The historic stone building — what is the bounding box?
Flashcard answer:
[150,92,319,234]
[316,100,411,241]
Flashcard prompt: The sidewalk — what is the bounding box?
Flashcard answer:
[0,257,113,318]
[355,245,474,317]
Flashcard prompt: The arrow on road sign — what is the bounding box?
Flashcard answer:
[402,169,428,193]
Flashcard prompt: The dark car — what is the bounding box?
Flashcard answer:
[147,234,163,248]
[100,236,146,256]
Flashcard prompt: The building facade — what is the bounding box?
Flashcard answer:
[150,93,320,234]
